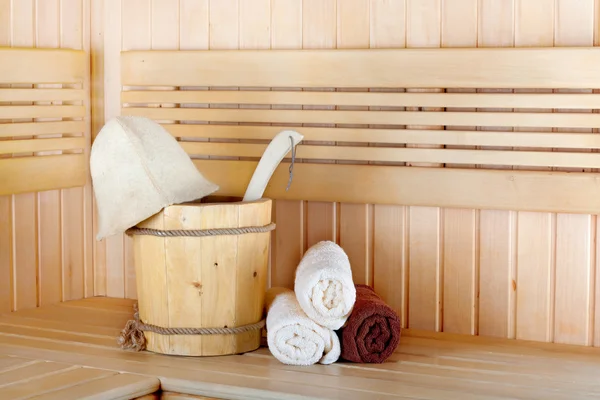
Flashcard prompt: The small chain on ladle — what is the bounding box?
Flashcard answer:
[286,134,296,191]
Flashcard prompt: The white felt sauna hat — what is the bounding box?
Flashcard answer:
[90,115,219,241]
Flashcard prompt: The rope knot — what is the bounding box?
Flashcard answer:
[117,303,147,351]
[117,302,266,352]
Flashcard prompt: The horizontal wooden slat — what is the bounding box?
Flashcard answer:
[0,121,86,138]
[0,137,86,155]
[122,107,600,129]
[121,47,600,89]
[0,154,87,195]
[180,142,600,169]
[0,88,85,102]
[0,47,86,84]
[162,124,600,149]
[0,105,85,119]
[194,159,600,214]
[122,90,600,110]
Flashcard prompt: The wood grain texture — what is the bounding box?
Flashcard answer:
[271,0,304,289]
[4,297,600,399]
[2,0,597,348]
[0,1,91,312]
[405,0,442,333]
[476,0,517,341]
[134,199,272,356]
[370,0,408,328]
[512,0,554,343]
[552,0,596,348]
[96,0,600,346]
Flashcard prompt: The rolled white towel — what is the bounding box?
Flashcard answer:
[294,241,356,330]
[265,287,340,366]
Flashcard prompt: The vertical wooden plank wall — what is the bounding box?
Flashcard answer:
[0,0,93,312]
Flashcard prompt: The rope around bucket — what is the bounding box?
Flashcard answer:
[118,303,266,351]
[126,222,276,237]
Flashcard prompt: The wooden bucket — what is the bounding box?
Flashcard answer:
[128,196,273,356]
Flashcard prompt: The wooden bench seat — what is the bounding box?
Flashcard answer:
[0,353,159,399]
[0,297,599,400]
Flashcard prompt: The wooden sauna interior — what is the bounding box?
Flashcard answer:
[2,0,600,399]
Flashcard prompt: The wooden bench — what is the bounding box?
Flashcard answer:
[1,297,600,399]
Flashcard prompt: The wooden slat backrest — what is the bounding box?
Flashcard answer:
[120,48,600,214]
[0,47,88,196]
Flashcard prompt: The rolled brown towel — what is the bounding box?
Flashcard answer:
[338,284,401,363]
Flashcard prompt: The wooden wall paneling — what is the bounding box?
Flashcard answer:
[36,0,62,306]
[595,0,600,348]
[0,0,11,314]
[515,211,554,341]
[148,0,179,302]
[178,0,210,279]
[121,0,152,300]
[120,0,151,300]
[302,0,336,271]
[12,0,39,311]
[238,0,271,149]
[0,0,7,40]
[207,0,239,167]
[439,0,479,336]
[91,0,106,297]
[555,215,595,345]
[151,0,181,303]
[513,0,555,343]
[101,0,123,298]
[476,0,518,339]
[336,0,373,286]
[0,194,9,313]
[0,0,90,309]
[82,0,94,300]
[61,0,90,302]
[269,0,304,289]
[478,210,516,338]
[207,0,240,217]
[553,0,596,346]
[371,0,408,328]
[405,0,443,332]
[206,0,240,304]
[239,0,277,286]
[179,0,208,50]
[597,215,600,347]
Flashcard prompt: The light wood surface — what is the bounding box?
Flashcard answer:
[134,394,223,400]
[0,352,160,400]
[1,297,600,399]
[160,393,223,400]
[2,0,600,354]
[133,198,272,356]
[84,0,599,349]
[0,47,88,196]
[0,48,86,83]
[0,0,94,317]
[120,47,600,89]
[119,46,600,214]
